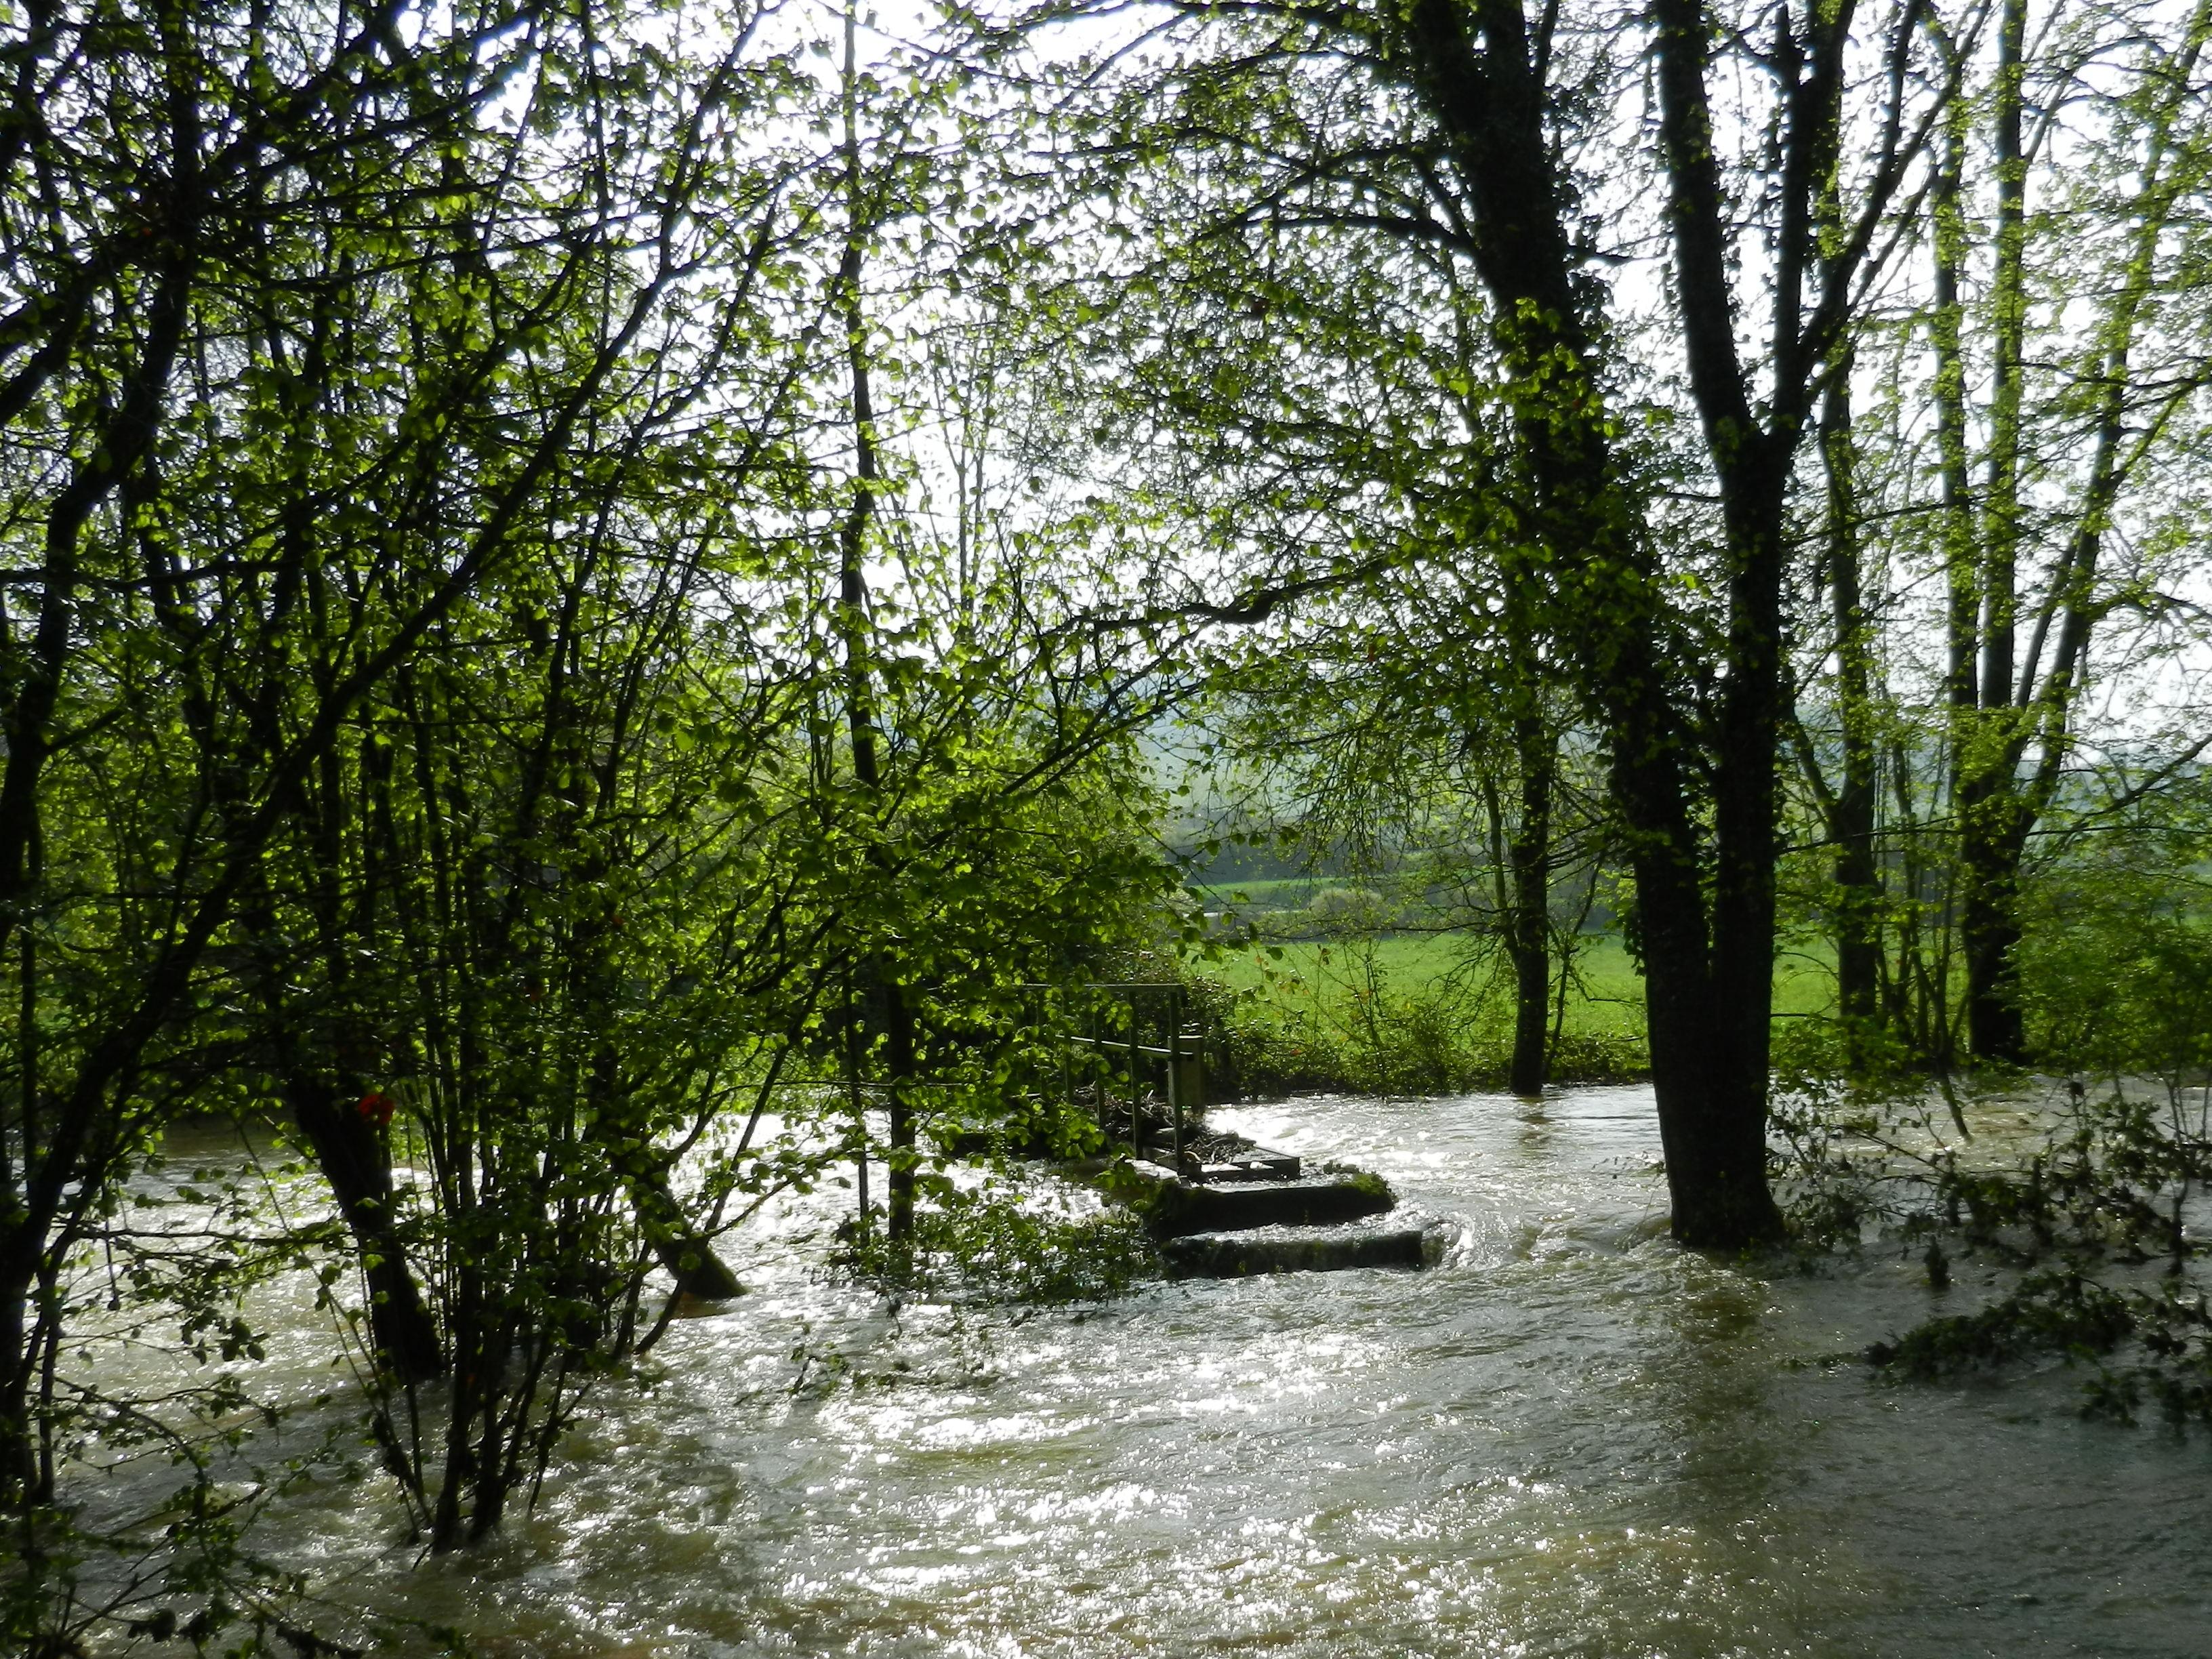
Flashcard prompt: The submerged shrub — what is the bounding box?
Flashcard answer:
[1778,1067,2212,1428]
[838,1180,1158,1307]
[1866,1269,2137,1378]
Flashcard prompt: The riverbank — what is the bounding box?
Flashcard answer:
[1193,934,1838,1095]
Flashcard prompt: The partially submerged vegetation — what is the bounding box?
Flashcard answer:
[1778,1070,2212,1427]
[1771,852,2212,1425]
[7,0,2212,1647]
[834,1174,1161,1309]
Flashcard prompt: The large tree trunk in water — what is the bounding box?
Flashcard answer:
[287,1081,445,1379]
[1400,0,1784,1246]
[1641,0,1864,1244]
[1697,461,1791,1248]
[1622,720,1785,1248]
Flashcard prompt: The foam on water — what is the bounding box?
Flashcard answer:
[83,1089,2212,1656]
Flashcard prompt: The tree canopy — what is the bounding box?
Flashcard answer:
[5,0,2212,1644]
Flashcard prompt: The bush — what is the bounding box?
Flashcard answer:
[1202,975,1646,1098]
[2015,863,2212,1084]
[837,1178,1158,1306]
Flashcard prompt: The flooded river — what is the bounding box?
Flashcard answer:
[112,1088,2212,1655]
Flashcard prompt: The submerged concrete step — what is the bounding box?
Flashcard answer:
[1096,1155,1395,1237]
[1141,1172,1395,1237]
[1193,1153,1302,1181]
[1162,1225,1430,1278]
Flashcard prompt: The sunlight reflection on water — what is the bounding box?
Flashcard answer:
[96,1088,2212,1656]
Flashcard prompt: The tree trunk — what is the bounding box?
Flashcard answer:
[239,845,446,1378]
[288,1083,445,1379]
[1506,712,1553,1097]
[638,1179,746,1301]
[1959,792,2030,1061]
[1820,377,1882,1034]
[1927,66,1978,1068]
[1629,0,1799,1247]
[1401,0,1784,1245]
[0,1263,33,1501]
[1959,0,2030,1064]
[836,2,920,1248]
[1698,476,1793,1249]
[1641,0,1872,1244]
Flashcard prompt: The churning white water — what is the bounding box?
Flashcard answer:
[89,1088,2212,1656]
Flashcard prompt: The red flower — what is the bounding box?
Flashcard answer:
[356,1091,396,1128]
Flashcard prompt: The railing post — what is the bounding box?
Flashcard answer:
[1169,987,1185,1174]
[1091,1004,1105,1139]
[846,970,868,1242]
[1057,994,1071,1130]
[1126,994,1141,1156]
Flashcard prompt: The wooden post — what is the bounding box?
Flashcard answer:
[1126,997,1141,1157]
[1169,987,1185,1174]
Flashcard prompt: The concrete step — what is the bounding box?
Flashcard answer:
[1111,1160,1396,1238]
[1162,1224,1433,1278]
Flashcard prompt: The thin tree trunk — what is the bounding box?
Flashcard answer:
[1506,711,1554,1097]
[584,1048,745,1300]
[1926,54,1977,1068]
[0,1269,29,1501]
[1959,0,2031,1063]
[0,75,198,1502]
[1820,375,1882,1035]
[836,1,918,1246]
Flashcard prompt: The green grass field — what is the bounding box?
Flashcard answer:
[1182,869,1843,1090]
[1189,930,1838,1048]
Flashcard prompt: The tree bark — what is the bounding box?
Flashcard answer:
[1400,0,1784,1245]
[1506,710,1553,1097]
[1959,0,2031,1063]
[288,1083,445,1378]
[1944,0,2206,1064]
[1820,376,1882,1034]
[836,3,919,1247]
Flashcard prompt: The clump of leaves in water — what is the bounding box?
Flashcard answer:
[1865,1267,2138,1377]
[1765,1025,1962,1256]
[836,1179,1159,1307]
